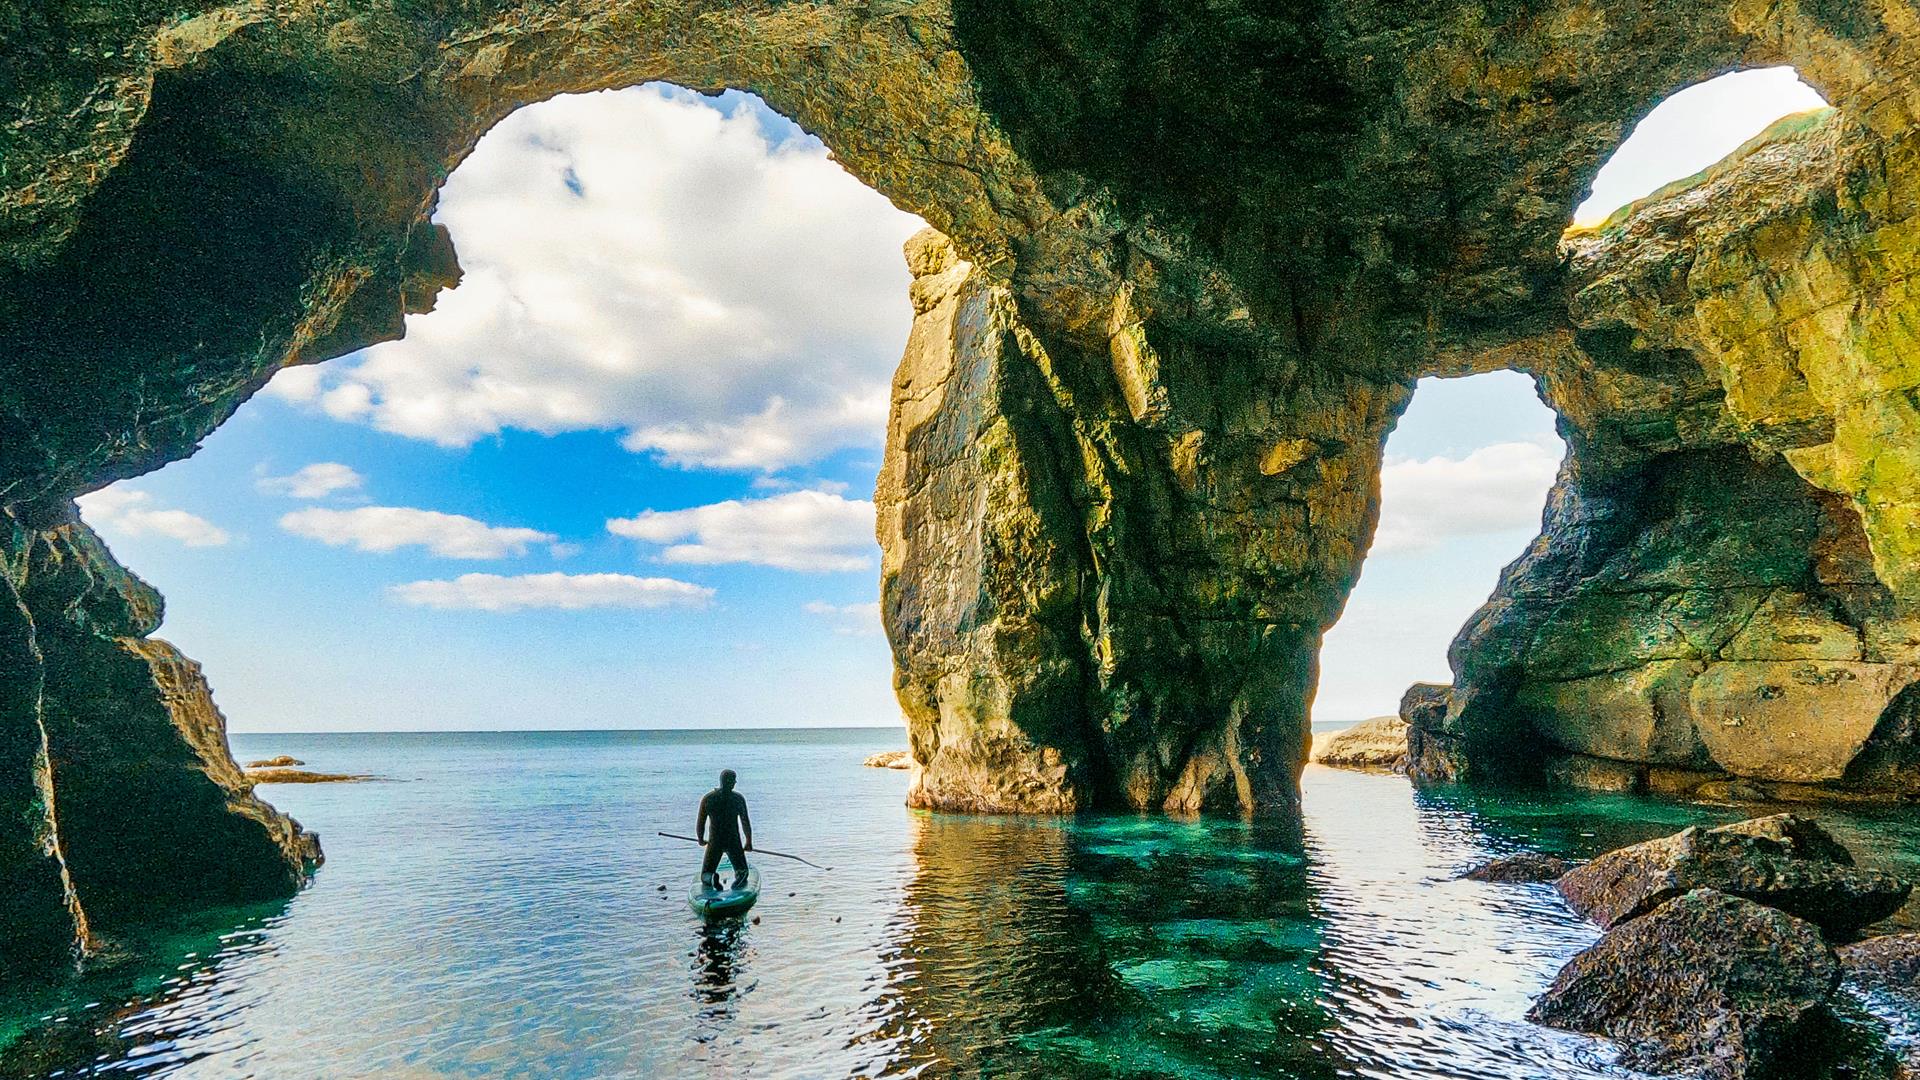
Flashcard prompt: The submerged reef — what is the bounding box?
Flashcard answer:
[9,0,1920,969]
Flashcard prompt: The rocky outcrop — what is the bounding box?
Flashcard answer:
[245,768,372,784]
[1458,853,1575,883]
[1535,818,1914,1077]
[0,504,316,974]
[861,750,912,770]
[879,228,1401,814]
[1309,716,1410,771]
[1416,106,1920,798]
[12,0,1920,962]
[1530,889,1844,1079]
[1555,815,1910,937]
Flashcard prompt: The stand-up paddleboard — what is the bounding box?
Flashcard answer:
[690,866,760,918]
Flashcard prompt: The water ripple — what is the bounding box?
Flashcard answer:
[2,732,1916,1078]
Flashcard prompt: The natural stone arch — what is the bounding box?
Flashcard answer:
[6,0,1920,974]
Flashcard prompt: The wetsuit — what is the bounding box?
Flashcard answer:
[698,787,750,883]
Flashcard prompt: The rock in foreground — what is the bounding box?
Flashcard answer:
[1530,889,1839,1079]
[1309,716,1410,772]
[1555,815,1910,937]
[863,750,912,770]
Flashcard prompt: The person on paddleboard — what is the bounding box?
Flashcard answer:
[697,769,753,890]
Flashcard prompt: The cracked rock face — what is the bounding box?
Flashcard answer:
[10,0,1920,965]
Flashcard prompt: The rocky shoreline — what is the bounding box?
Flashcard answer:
[1467,814,1917,1077]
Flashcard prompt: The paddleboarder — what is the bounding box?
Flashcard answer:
[697,769,753,890]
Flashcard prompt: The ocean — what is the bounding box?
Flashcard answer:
[3,727,1917,1078]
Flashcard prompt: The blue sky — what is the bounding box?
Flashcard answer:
[79,72,1826,733]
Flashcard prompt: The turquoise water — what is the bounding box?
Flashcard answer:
[3,728,1918,1078]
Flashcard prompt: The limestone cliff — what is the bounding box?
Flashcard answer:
[9,0,1920,969]
[880,230,1401,814]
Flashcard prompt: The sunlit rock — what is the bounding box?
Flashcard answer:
[1309,716,1409,772]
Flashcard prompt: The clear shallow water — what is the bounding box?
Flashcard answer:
[3,729,1918,1079]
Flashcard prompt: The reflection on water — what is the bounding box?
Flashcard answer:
[693,921,750,1035]
[2,731,1917,1079]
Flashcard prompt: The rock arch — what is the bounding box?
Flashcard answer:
[5,0,1920,971]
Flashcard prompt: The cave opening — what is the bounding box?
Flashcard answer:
[1312,371,1562,741]
[1571,66,1829,228]
[75,83,925,737]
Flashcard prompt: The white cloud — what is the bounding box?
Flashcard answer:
[608,490,875,572]
[390,572,713,612]
[257,462,364,499]
[1371,440,1560,556]
[77,488,231,547]
[280,506,556,559]
[805,600,883,636]
[267,85,924,471]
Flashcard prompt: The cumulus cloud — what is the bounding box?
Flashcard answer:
[1372,440,1561,555]
[280,506,556,559]
[804,600,883,636]
[390,572,714,612]
[258,462,364,499]
[608,490,876,572]
[77,488,231,547]
[265,85,924,471]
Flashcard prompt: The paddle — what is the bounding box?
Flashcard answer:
[658,831,832,870]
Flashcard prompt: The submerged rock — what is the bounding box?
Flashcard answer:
[863,750,912,770]
[1530,889,1838,1079]
[1309,716,1409,771]
[1555,815,1910,937]
[1459,853,1575,884]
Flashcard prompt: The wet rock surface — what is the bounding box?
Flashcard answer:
[1533,816,1916,1076]
[1530,889,1840,1079]
[1555,815,1910,937]
[1841,933,1920,1007]
[1459,853,1575,883]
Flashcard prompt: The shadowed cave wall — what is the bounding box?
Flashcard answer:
[6,0,1920,972]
